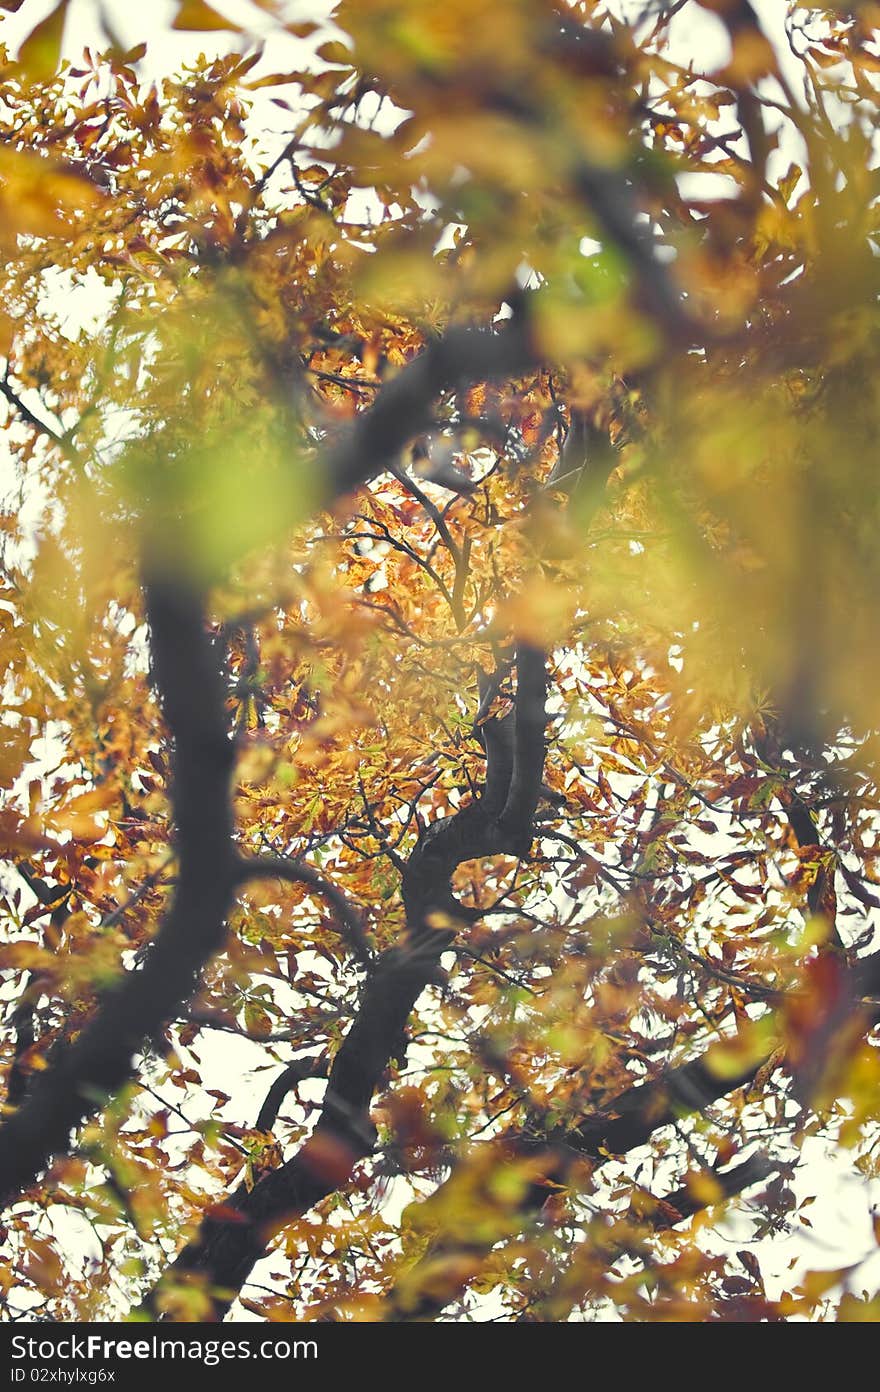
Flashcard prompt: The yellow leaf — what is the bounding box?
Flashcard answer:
[172,0,237,31]
[18,0,69,81]
[801,1266,855,1301]
[719,29,775,84]
[316,40,353,66]
[0,146,103,249]
[0,941,56,971]
[685,1169,724,1207]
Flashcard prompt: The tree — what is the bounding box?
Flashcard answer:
[1,0,880,1323]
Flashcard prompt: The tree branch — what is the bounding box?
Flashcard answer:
[383,1043,769,1320]
[499,645,548,852]
[140,642,551,1320]
[324,322,535,498]
[254,1056,328,1135]
[0,314,542,1218]
[384,948,880,1320]
[233,854,373,970]
[0,579,236,1206]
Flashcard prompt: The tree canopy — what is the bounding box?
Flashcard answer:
[2,0,880,1323]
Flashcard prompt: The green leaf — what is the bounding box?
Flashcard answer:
[18,0,69,81]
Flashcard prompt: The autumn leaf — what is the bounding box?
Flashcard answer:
[171,0,238,32]
[0,0,877,1330]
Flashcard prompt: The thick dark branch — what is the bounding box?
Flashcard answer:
[499,646,548,852]
[142,645,551,1320]
[656,1151,778,1229]
[143,939,441,1320]
[402,647,547,940]
[387,946,880,1320]
[575,163,691,340]
[254,1056,328,1134]
[0,580,236,1206]
[556,1048,763,1162]
[479,713,515,819]
[567,954,880,1158]
[325,323,535,497]
[233,854,372,969]
[0,315,543,1217]
[385,1045,768,1320]
[545,409,618,515]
